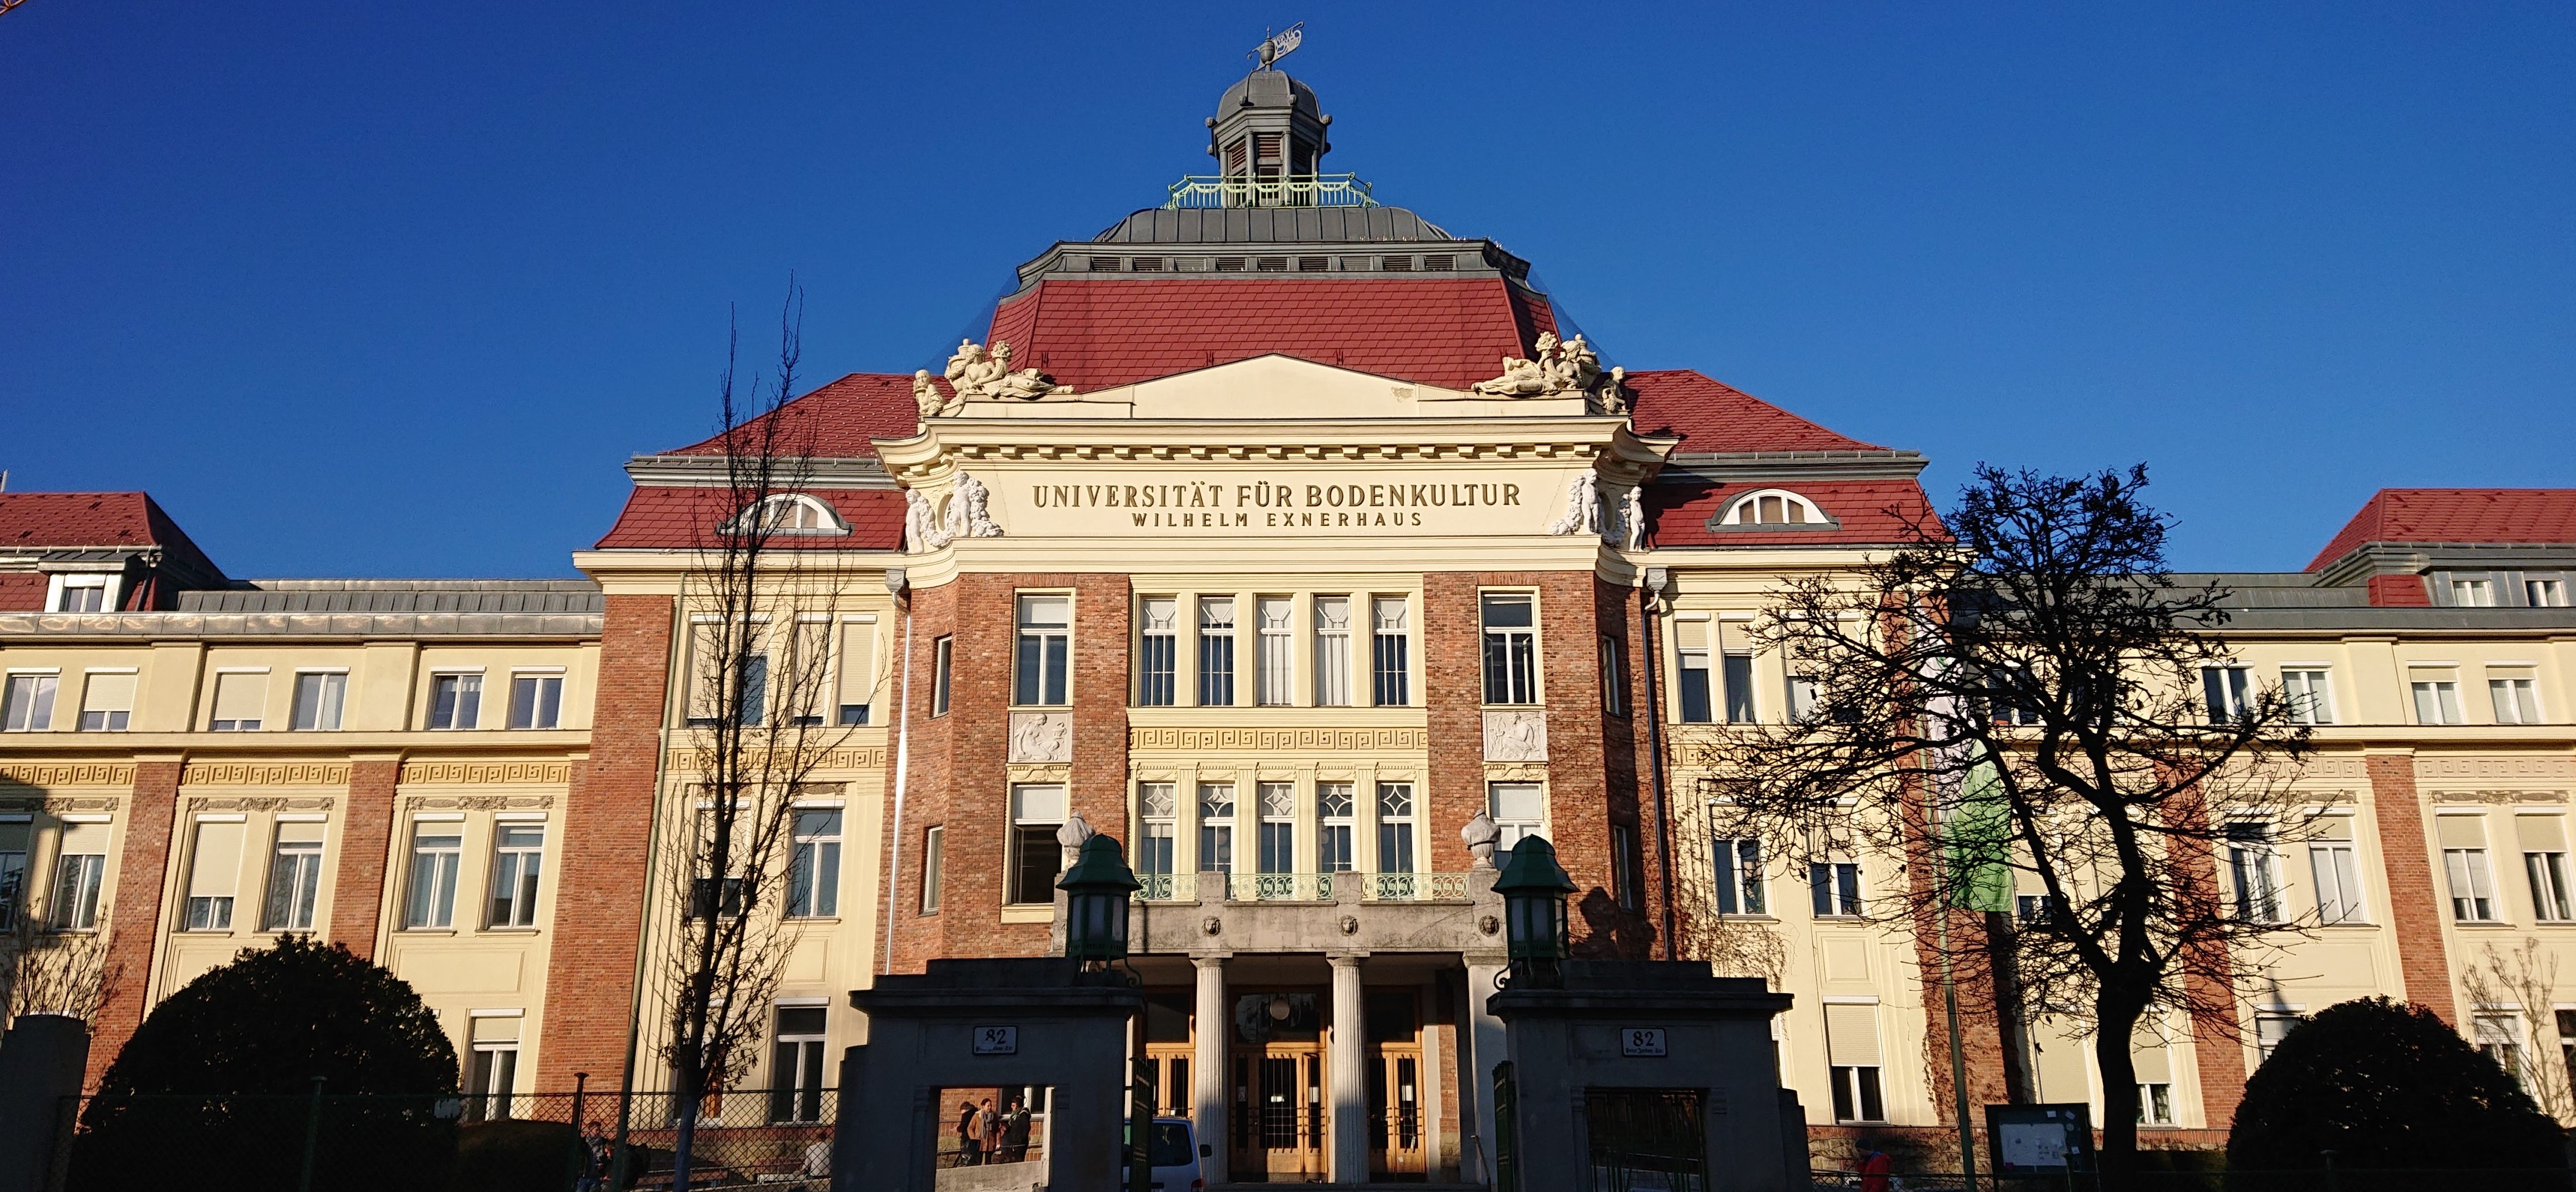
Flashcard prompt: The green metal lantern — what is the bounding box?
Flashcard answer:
[1057,835,1142,967]
[1492,835,1576,975]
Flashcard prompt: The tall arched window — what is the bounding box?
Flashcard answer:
[1716,489,1836,529]
[725,493,849,536]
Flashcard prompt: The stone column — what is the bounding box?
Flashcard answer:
[1193,955,1229,1185]
[1463,959,1509,1185]
[1328,953,1368,1184]
[1420,982,1447,1178]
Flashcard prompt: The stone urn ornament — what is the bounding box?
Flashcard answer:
[1055,811,1095,869]
[1462,810,1502,869]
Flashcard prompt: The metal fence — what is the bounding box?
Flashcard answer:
[1805,1167,2576,1192]
[46,1087,835,1192]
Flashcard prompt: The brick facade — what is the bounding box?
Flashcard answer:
[87,757,181,1087]
[328,756,400,958]
[534,593,673,1092]
[2367,751,2455,1022]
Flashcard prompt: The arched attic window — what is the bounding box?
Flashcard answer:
[1714,489,1839,530]
[724,493,850,536]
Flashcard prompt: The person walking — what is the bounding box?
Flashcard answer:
[976,1098,1001,1166]
[998,1097,1032,1163]
[955,1100,981,1166]
[577,1119,610,1191]
[1858,1147,1893,1192]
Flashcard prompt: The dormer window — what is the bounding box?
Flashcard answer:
[46,573,119,613]
[1716,489,1836,529]
[724,493,848,537]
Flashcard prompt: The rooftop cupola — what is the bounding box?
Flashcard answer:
[1176,26,1370,209]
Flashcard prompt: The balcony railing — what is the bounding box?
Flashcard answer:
[1134,872,1470,903]
[1163,173,1378,210]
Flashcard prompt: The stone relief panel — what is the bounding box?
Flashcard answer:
[1009,711,1073,764]
[1483,709,1548,763]
[187,796,334,814]
[404,794,556,813]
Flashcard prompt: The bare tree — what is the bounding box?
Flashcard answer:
[644,280,866,1190]
[2,910,116,1027]
[2463,939,2576,1124]
[1699,464,2313,1166]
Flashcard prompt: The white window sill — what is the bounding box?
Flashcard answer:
[784,917,842,926]
[999,905,1054,924]
[400,926,460,936]
[481,926,543,935]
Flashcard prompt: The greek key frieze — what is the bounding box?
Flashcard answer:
[663,747,887,772]
[400,761,572,786]
[1127,727,1427,753]
[0,762,136,789]
[182,762,350,787]
[2418,757,2576,783]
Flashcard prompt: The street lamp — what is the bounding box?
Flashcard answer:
[1058,835,1141,969]
[1493,835,1575,985]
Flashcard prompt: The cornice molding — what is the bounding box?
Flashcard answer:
[623,455,897,489]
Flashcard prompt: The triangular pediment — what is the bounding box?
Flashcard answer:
[1073,354,1586,420]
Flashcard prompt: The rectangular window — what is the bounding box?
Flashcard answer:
[2281,669,2334,725]
[769,1006,829,1125]
[2308,817,2367,924]
[465,1016,521,1123]
[2520,814,2572,922]
[1599,635,1628,717]
[1137,598,1178,706]
[737,649,769,726]
[406,824,463,928]
[1785,673,1819,723]
[2492,676,2543,725]
[1256,597,1294,706]
[1313,596,1352,707]
[210,671,265,732]
[1675,621,1713,723]
[1198,784,1236,876]
[2016,894,2055,925]
[1811,861,1862,917]
[428,674,482,731]
[2137,1082,2174,1126]
[184,819,243,931]
[0,820,26,931]
[1138,785,1177,894]
[931,635,954,717]
[787,810,841,918]
[2413,676,2464,725]
[1317,783,1355,873]
[1371,597,1410,706]
[51,574,112,613]
[919,825,943,914]
[2255,1014,2299,1066]
[1196,597,1236,707]
[2476,1014,2525,1089]
[2227,822,2282,923]
[1712,833,1764,915]
[5,678,62,732]
[784,619,829,728]
[1479,594,1538,705]
[1376,783,1416,873]
[1488,783,1543,853]
[1722,622,1757,722]
[507,674,563,731]
[487,824,544,928]
[1612,824,1642,910]
[2529,578,2568,607]
[1008,785,1066,904]
[263,820,325,932]
[2453,578,2497,607]
[291,672,346,731]
[1015,596,1071,706]
[1823,1003,1886,1122]
[835,620,875,726]
[78,672,134,732]
[50,824,106,930]
[2202,665,2252,724]
[2441,815,2500,922]
[1256,782,1296,875]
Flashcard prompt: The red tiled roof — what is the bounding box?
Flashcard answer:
[593,488,905,551]
[981,277,1556,392]
[0,492,225,586]
[1624,371,1886,454]
[2367,574,2431,607]
[662,373,920,459]
[1646,478,1941,548]
[2306,489,2576,571]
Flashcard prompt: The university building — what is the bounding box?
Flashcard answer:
[5,60,2576,1182]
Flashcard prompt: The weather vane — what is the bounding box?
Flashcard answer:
[1251,23,1303,70]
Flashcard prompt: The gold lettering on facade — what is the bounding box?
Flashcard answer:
[182,762,352,786]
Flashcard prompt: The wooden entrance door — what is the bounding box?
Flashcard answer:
[1231,1044,1325,1180]
[1142,1046,1193,1119]
[1367,1046,1427,1176]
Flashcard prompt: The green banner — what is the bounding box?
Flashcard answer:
[1948,746,2016,913]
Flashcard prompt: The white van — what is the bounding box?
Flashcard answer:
[1123,1116,1206,1192]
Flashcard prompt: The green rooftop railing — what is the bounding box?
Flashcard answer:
[1163,173,1378,210]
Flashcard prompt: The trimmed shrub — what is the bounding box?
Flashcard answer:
[70,936,458,1192]
[2229,997,2564,1179]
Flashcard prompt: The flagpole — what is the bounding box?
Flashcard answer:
[1934,855,1981,1190]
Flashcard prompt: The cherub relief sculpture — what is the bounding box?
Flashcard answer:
[1546,468,1603,536]
[912,370,962,419]
[950,471,1002,539]
[903,490,953,554]
[943,339,1063,400]
[1471,331,1601,396]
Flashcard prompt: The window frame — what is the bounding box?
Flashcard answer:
[919,824,944,914]
[262,818,327,932]
[427,671,485,732]
[2280,667,2334,726]
[76,669,135,733]
[507,670,565,731]
[2,672,60,733]
[291,670,348,732]
[1478,592,1540,707]
[930,635,954,717]
[1013,595,1072,708]
[1711,829,1765,916]
[785,807,842,919]
[2226,821,2284,924]
[1136,597,1179,707]
[1810,860,1864,918]
[486,820,546,929]
[1195,596,1237,707]
[1005,783,1067,905]
[1370,596,1411,707]
[46,572,118,614]
[404,819,465,929]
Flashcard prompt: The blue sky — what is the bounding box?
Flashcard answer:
[4,2,2570,577]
